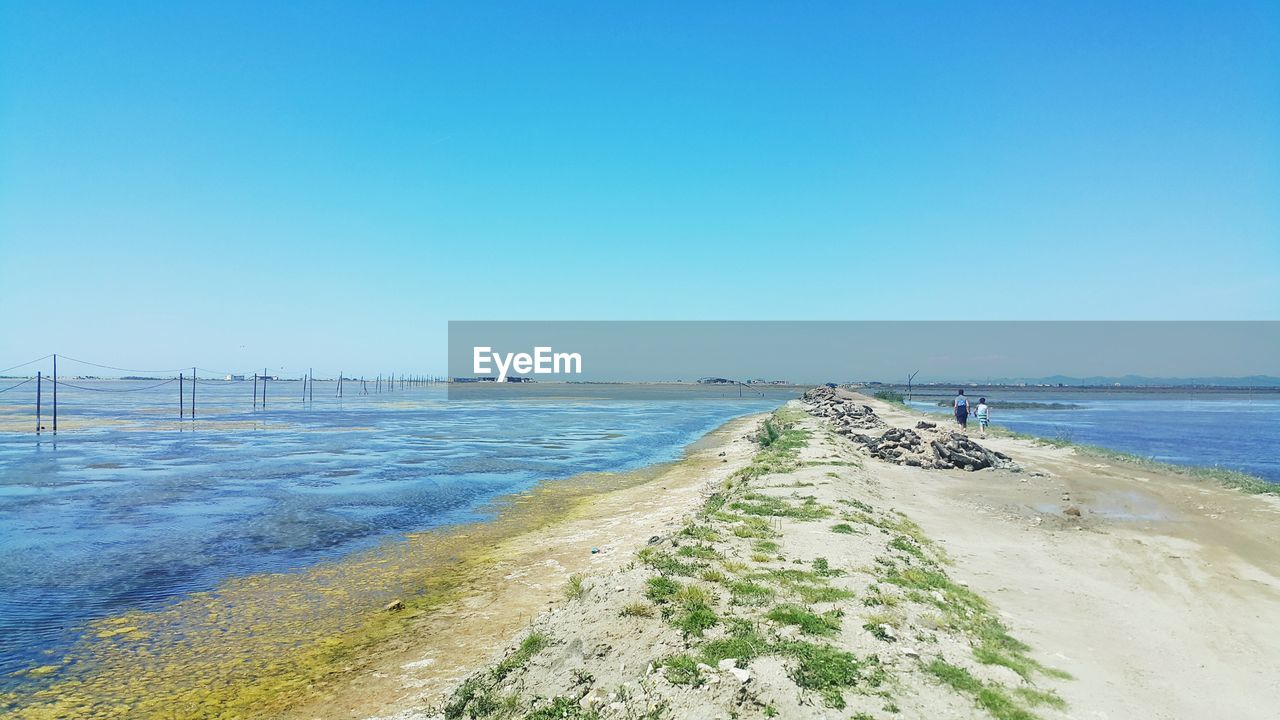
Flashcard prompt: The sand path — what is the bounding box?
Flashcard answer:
[860,392,1280,720]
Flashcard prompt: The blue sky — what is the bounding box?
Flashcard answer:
[2,2,1277,375]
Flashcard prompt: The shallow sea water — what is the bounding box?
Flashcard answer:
[905,389,1280,482]
[0,381,795,692]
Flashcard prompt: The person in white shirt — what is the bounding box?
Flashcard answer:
[974,397,990,437]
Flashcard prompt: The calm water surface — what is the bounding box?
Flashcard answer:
[0,381,795,686]
[905,389,1280,482]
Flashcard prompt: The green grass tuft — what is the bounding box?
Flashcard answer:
[766,604,842,635]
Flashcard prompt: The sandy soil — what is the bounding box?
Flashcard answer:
[314,392,1279,720]
[288,414,767,720]
[860,391,1280,720]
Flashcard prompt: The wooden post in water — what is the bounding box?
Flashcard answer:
[36,371,41,434]
[180,372,185,418]
[263,369,268,408]
[253,373,258,409]
[52,354,57,435]
[191,367,196,420]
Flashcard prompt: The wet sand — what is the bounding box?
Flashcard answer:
[3,413,763,720]
[285,414,764,719]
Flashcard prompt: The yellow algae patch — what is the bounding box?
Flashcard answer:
[0,420,748,720]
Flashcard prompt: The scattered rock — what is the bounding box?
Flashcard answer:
[802,388,1019,472]
[728,667,752,684]
[1064,506,1082,517]
[384,599,405,612]
[717,659,738,671]
[902,647,920,659]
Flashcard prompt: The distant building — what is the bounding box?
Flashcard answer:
[225,374,245,381]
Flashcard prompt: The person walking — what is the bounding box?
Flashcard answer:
[974,397,990,437]
[953,389,969,429]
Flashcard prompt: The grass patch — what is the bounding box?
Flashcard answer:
[753,540,780,553]
[645,576,680,604]
[672,601,719,637]
[838,498,875,513]
[830,523,855,534]
[977,687,1039,720]
[737,409,811,479]
[732,518,778,539]
[729,579,775,606]
[620,602,654,618]
[492,632,548,682]
[782,641,862,709]
[677,543,723,560]
[563,573,585,600]
[1015,687,1067,710]
[925,658,982,693]
[658,654,703,686]
[699,619,770,665]
[637,547,704,577]
[679,524,721,542]
[766,604,842,635]
[701,492,727,515]
[524,696,599,720]
[888,535,929,563]
[812,557,843,577]
[700,568,727,583]
[731,492,830,520]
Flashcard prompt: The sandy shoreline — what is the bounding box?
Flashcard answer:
[3,412,767,720]
[337,390,1280,720]
[286,413,766,719]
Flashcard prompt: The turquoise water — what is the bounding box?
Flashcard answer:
[905,389,1280,482]
[0,382,797,687]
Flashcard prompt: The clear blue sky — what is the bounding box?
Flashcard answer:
[2,2,1277,376]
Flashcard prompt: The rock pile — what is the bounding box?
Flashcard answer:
[802,388,1017,472]
[801,386,886,431]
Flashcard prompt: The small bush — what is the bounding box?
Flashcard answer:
[564,573,586,600]
[645,576,681,604]
[620,602,654,618]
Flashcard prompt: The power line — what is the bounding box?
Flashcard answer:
[0,355,52,375]
[55,354,187,374]
[0,377,35,393]
[50,377,178,393]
